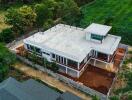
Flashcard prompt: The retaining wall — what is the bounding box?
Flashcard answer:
[16,55,107,100]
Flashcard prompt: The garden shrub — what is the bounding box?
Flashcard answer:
[0,28,14,43]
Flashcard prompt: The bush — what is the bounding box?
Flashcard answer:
[50,62,59,73]
[0,65,9,82]
[92,95,100,100]
[0,28,14,43]
[0,43,16,82]
[110,96,120,100]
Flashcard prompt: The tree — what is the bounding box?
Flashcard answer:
[18,6,36,30]
[62,0,81,24]
[35,3,53,29]
[0,43,16,82]
[0,28,14,43]
[43,19,53,30]
[110,96,119,100]
[51,0,80,25]
[6,6,36,35]
[6,8,23,35]
[92,95,100,100]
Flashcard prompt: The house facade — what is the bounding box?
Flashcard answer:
[23,23,121,78]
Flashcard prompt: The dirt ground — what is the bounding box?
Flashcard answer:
[60,65,115,95]
[78,65,115,94]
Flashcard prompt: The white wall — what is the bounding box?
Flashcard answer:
[86,32,91,41]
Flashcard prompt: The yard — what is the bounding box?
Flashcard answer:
[79,0,132,45]
[110,47,132,100]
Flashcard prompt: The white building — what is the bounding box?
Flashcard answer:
[23,23,121,78]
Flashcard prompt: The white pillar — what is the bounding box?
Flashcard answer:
[95,51,98,58]
[78,62,80,70]
[77,71,80,78]
[94,59,96,66]
[66,58,68,65]
[107,55,110,62]
[66,67,67,74]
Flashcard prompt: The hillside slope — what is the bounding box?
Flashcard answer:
[80,0,132,45]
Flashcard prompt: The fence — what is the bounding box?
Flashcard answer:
[106,43,128,99]
[13,43,128,100]
[16,55,107,100]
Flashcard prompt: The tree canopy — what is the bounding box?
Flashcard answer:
[0,43,16,81]
[6,6,36,34]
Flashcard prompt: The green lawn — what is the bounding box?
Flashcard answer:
[80,0,132,45]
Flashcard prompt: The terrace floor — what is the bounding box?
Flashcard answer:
[60,47,126,95]
[78,65,115,94]
[60,65,115,95]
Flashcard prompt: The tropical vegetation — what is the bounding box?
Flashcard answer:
[0,43,16,82]
[79,0,132,45]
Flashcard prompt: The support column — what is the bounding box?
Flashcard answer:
[77,71,80,78]
[107,54,110,62]
[66,58,68,65]
[78,62,80,70]
[94,59,96,66]
[66,67,67,74]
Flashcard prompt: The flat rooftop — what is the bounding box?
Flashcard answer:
[85,23,112,36]
[24,24,121,62]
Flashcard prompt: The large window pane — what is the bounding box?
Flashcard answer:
[67,59,78,68]
[35,47,41,54]
[91,34,103,41]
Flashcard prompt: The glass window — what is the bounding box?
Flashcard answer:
[91,34,103,41]
[67,59,78,68]
[30,45,34,51]
[26,44,30,50]
[61,57,63,64]
[64,58,67,65]
[52,53,55,59]
[35,47,41,54]
[43,52,50,56]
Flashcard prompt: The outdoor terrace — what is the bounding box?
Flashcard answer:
[59,47,126,95]
[60,65,115,95]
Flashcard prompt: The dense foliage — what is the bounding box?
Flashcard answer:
[79,0,132,45]
[110,56,132,100]
[0,28,14,43]
[27,52,59,73]
[0,43,16,82]
[1,0,80,40]
[75,0,94,6]
[6,6,36,34]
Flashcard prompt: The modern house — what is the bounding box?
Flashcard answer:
[0,77,81,100]
[23,23,121,78]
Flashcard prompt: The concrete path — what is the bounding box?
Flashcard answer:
[14,62,92,100]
